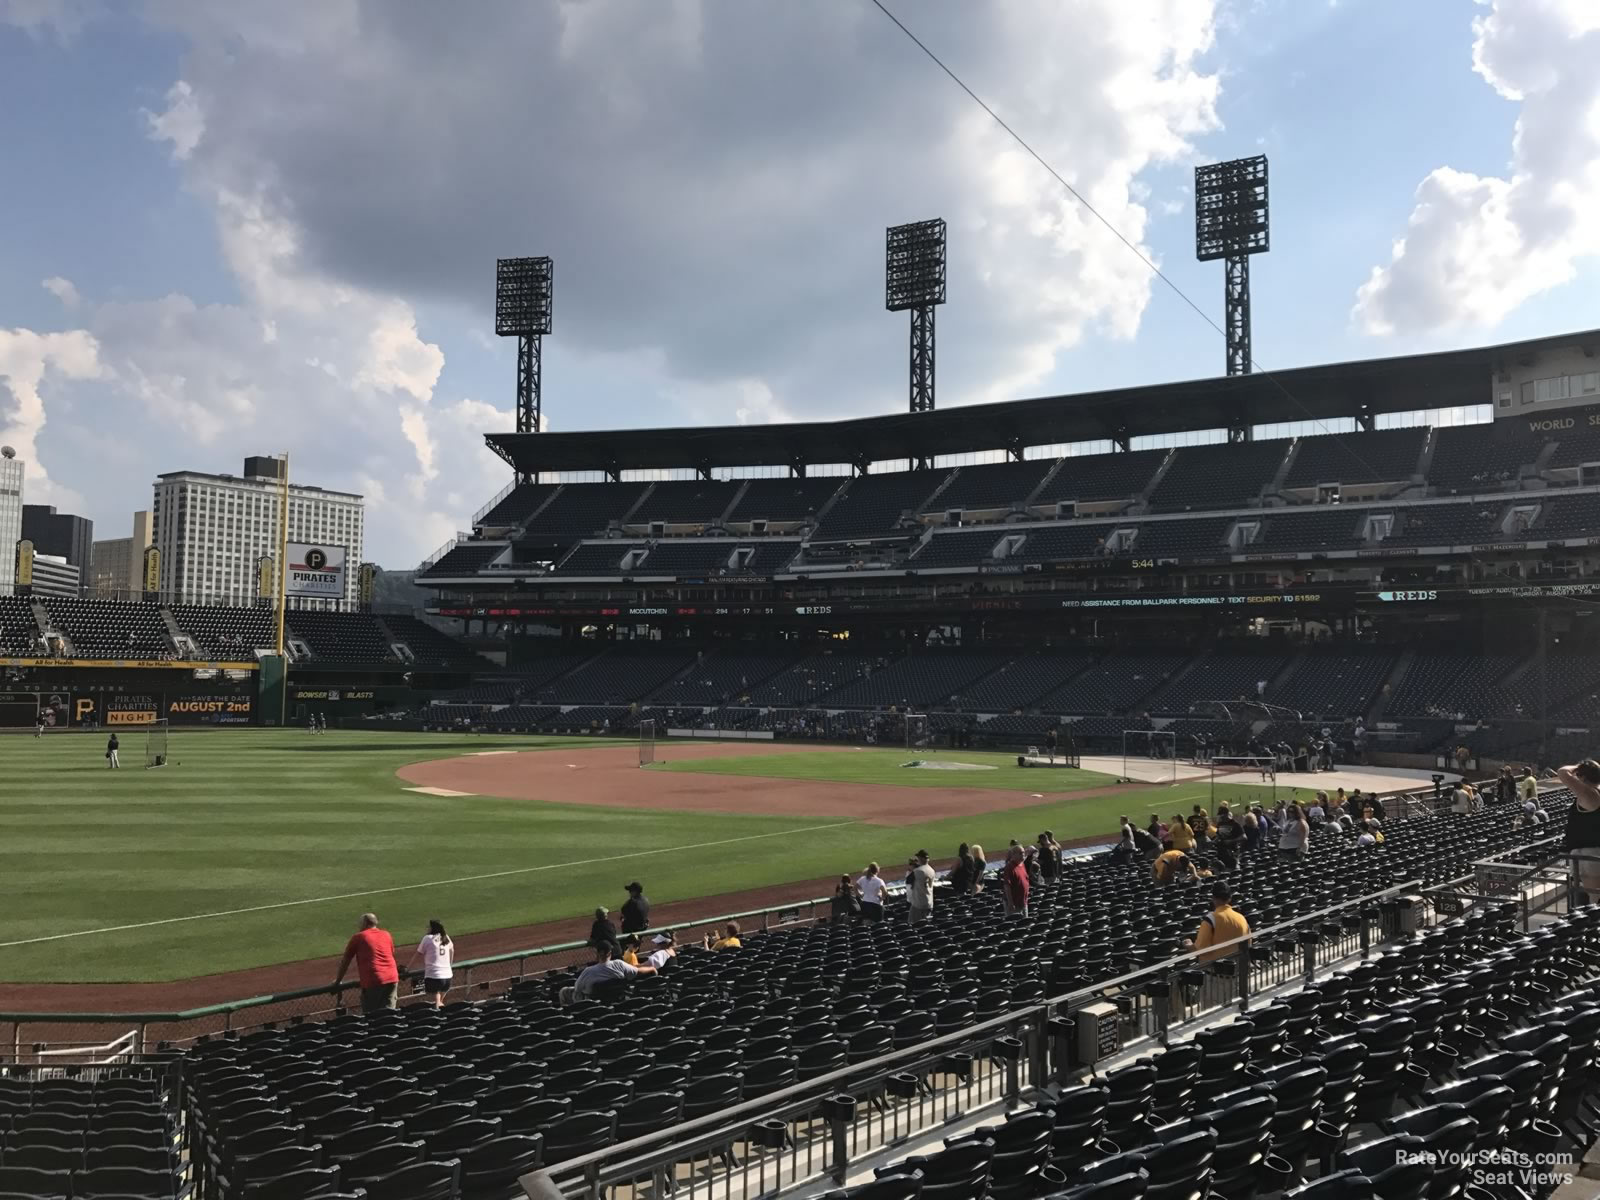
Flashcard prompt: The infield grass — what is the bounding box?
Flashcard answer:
[2,729,1289,984]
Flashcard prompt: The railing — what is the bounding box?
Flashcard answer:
[518,879,1427,1200]
[417,531,469,575]
[474,479,519,528]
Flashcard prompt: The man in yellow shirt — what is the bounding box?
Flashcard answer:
[1189,882,1250,962]
[1153,847,1196,885]
[706,921,742,951]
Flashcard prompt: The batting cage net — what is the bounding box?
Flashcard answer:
[144,719,169,769]
[904,713,930,753]
[638,719,657,767]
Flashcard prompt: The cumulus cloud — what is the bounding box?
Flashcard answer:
[0,328,104,508]
[1353,0,1600,335]
[14,1,1225,565]
[143,80,204,160]
[41,277,79,308]
[140,0,1219,418]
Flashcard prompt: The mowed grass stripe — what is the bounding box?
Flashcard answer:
[1,730,1286,984]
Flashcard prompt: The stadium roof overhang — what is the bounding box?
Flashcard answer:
[486,328,1600,476]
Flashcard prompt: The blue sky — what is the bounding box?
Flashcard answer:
[1,0,1596,566]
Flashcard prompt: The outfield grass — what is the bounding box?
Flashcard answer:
[1,730,1289,984]
[650,748,1121,792]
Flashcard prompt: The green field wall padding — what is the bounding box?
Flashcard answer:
[258,654,286,726]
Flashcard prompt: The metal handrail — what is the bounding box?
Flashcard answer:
[473,479,518,527]
[519,877,1423,1200]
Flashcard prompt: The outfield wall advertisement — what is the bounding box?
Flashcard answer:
[285,543,347,599]
[67,688,255,727]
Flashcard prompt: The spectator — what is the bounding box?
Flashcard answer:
[1154,845,1197,885]
[1497,766,1517,807]
[1146,814,1167,843]
[1558,760,1600,900]
[621,882,651,934]
[706,921,742,950]
[948,843,977,894]
[1215,808,1243,853]
[858,863,887,922]
[1131,825,1162,860]
[333,913,401,1013]
[1279,804,1310,860]
[1111,822,1139,865]
[645,931,678,968]
[831,874,862,922]
[1307,793,1327,825]
[1168,813,1196,853]
[589,907,619,957]
[1002,845,1030,917]
[1023,845,1042,887]
[906,850,936,924]
[573,943,656,1003]
[619,934,642,965]
[1241,808,1261,849]
[1037,831,1061,880]
[405,918,454,1009]
[1355,820,1382,848]
[1187,882,1250,963]
[969,843,988,889]
[1519,768,1539,805]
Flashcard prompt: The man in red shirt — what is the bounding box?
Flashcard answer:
[1003,846,1030,917]
[334,912,400,1012]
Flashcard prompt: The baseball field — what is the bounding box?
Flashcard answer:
[2,728,1282,989]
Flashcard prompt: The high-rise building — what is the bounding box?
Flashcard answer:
[90,510,153,598]
[23,504,93,571]
[26,553,79,598]
[152,458,364,607]
[0,448,25,596]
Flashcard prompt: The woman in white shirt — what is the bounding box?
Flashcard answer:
[857,863,887,923]
[407,919,454,1008]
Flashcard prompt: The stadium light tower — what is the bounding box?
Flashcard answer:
[1195,156,1269,377]
[886,219,947,415]
[495,256,553,482]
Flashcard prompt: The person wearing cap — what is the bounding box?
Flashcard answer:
[621,881,651,934]
[1187,882,1250,963]
[645,931,678,969]
[906,849,936,924]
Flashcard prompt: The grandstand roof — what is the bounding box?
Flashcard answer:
[487,328,1599,475]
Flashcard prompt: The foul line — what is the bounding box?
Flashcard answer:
[0,821,859,950]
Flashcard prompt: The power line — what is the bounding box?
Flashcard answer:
[866,0,1392,479]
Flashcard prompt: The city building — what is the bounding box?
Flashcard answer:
[152,457,364,608]
[90,510,153,598]
[23,504,93,570]
[26,553,79,598]
[0,448,24,596]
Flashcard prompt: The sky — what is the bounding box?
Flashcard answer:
[1,0,1597,568]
